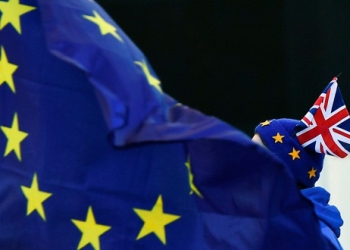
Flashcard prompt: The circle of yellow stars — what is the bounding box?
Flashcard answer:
[0,0,32,161]
[82,10,162,93]
[0,3,177,249]
[258,120,319,181]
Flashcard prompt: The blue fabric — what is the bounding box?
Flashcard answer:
[39,0,240,146]
[320,221,344,250]
[0,0,330,249]
[255,118,325,187]
[301,187,343,249]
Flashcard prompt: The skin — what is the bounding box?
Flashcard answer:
[252,134,265,147]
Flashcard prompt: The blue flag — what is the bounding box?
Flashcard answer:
[0,0,329,249]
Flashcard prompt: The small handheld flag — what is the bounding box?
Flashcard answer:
[297,77,350,158]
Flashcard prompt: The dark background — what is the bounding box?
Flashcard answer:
[97,0,350,135]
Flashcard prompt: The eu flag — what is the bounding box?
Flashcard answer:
[0,0,329,249]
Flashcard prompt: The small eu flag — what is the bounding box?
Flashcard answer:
[0,0,329,249]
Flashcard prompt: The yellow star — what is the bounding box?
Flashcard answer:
[308,167,317,179]
[135,60,162,92]
[0,0,36,34]
[260,120,271,126]
[0,46,18,93]
[272,132,284,143]
[1,113,28,161]
[72,206,111,250]
[288,147,300,160]
[83,10,123,42]
[21,173,52,221]
[134,195,180,245]
[185,156,203,198]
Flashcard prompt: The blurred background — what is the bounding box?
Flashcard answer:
[98,0,350,247]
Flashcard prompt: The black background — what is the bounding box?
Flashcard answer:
[97,0,350,135]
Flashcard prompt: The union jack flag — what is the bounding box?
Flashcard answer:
[296,77,350,158]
